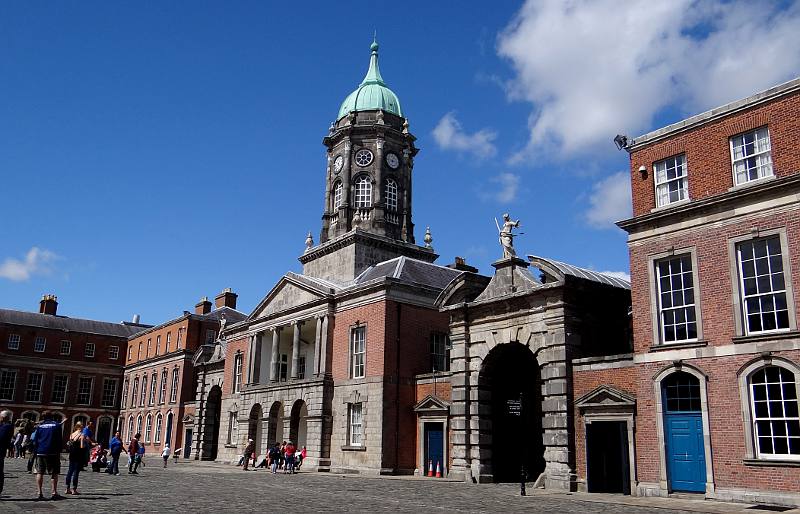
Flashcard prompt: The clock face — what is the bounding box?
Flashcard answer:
[386,152,400,169]
[333,155,344,173]
[354,148,373,167]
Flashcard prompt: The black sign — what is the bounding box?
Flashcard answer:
[506,399,521,416]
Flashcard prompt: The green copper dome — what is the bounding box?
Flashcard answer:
[337,40,403,120]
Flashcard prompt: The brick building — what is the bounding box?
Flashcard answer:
[573,78,800,507]
[0,295,147,444]
[120,289,244,458]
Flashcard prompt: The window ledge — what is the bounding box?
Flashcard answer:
[728,174,776,192]
[732,330,799,344]
[743,458,800,468]
[341,445,367,452]
[224,444,237,449]
[650,198,691,213]
[649,340,708,352]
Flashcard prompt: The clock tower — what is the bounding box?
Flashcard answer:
[299,40,437,283]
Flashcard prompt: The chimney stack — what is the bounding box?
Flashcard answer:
[214,288,238,310]
[132,314,141,324]
[446,256,478,273]
[39,294,58,315]
[195,296,212,315]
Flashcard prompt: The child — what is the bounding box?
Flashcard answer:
[161,445,171,468]
[137,443,146,468]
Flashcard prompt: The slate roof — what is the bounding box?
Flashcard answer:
[199,306,247,323]
[0,309,148,338]
[354,256,462,290]
[528,256,631,290]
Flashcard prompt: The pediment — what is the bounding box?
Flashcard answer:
[182,414,195,424]
[575,385,635,411]
[413,395,450,414]
[249,274,331,320]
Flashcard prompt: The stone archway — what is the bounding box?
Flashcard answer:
[267,402,284,446]
[248,404,263,456]
[478,341,544,482]
[289,400,308,449]
[205,385,222,460]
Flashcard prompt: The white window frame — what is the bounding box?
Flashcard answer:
[158,370,167,404]
[51,374,69,404]
[136,415,143,437]
[0,369,17,401]
[166,332,171,352]
[169,368,179,403]
[655,253,699,344]
[122,378,129,409]
[25,372,43,403]
[145,414,152,443]
[350,326,366,379]
[7,333,20,350]
[131,377,139,407]
[149,372,157,405]
[233,353,243,393]
[84,342,96,358]
[60,340,71,356]
[385,178,398,212]
[731,126,773,186]
[140,375,148,406]
[156,335,161,355]
[76,376,94,406]
[349,403,363,446]
[333,181,343,210]
[147,338,151,356]
[34,336,46,353]
[128,346,132,361]
[127,416,134,441]
[109,345,119,360]
[354,176,372,209]
[101,378,118,408]
[430,333,450,372]
[653,154,688,207]
[154,414,163,443]
[226,412,236,444]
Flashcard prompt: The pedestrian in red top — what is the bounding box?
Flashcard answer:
[283,441,296,474]
[127,434,141,474]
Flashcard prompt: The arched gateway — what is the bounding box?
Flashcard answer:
[205,385,222,460]
[290,400,308,449]
[479,342,545,482]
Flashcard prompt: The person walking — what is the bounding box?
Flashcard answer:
[13,432,23,458]
[136,444,145,468]
[33,411,64,501]
[81,421,96,470]
[242,439,254,471]
[161,445,171,468]
[0,411,13,498]
[106,432,123,475]
[21,433,29,458]
[127,433,141,474]
[65,422,86,495]
[269,443,280,474]
[283,440,296,474]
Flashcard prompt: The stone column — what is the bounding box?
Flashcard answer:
[290,321,303,380]
[270,327,281,383]
[319,315,330,376]
[313,316,323,377]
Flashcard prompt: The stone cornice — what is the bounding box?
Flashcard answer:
[298,229,437,265]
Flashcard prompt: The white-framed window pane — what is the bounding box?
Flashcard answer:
[654,154,688,207]
[127,416,134,441]
[25,373,43,402]
[0,370,17,401]
[738,236,789,334]
[170,369,179,403]
[731,127,773,185]
[77,377,93,405]
[131,378,139,407]
[122,379,129,409]
[385,179,398,212]
[60,340,71,355]
[34,336,46,353]
[7,334,20,350]
[430,333,450,372]
[354,176,372,209]
[656,254,698,343]
[155,414,163,443]
[149,373,157,405]
[51,374,69,404]
[85,342,95,358]
[158,371,167,404]
[279,354,288,381]
[145,415,152,443]
[140,376,148,406]
[750,366,800,459]
[166,332,171,352]
[349,403,363,446]
[351,327,366,379]
[333,182,343,209]
[109,345,119,360]
[101,378,118,407]
[234,353,243,393]
[136,415,142,436]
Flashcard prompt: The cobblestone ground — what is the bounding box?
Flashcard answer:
[0,458,753,513]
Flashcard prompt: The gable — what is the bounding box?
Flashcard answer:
[413,394,450,414]
[575,385,635,411]
[250,276,329,320]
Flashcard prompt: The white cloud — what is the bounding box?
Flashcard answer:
[432,112,497,159]
[585,172,632,228]
[498,0,800,160]
[479,172,521,203]
[0,247,59,281]
[598,270,631,282]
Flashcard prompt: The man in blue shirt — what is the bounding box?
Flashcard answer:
[33,411,64,500]
[81,420,96,469]
[0,410,14,497]
[106,431,123,475]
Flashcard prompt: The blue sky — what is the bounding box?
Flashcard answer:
[2,1,799,324]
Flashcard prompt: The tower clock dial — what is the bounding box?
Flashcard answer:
[333,155,344,173]
[385,152,400,169]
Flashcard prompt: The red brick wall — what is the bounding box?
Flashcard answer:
[630,92,800,216]
[1,323,127,367]
[629,211,800,352]
[330,301,387,381]
[415,381,452,402]
[223,336,249,399]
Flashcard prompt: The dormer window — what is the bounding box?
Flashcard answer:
[654,154,688,207]
[354,176,372,208]
[731,127,772,186]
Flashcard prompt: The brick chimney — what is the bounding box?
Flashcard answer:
[39,294,58,315]
[446,256,478,273]
[195,296,212,315]
[214,288,238,310]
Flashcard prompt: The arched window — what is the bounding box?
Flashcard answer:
[145,414,152,443]
[131,377,139,407]
[158,370,167,404]
[155,414,163,443]
[136,415,143,437]
[750,365,799,459]
[333,181,343,210]
[127,416,134,441]
[385,179,398,212]
[140,376,147,406]
[149,372,157,405]
[354,176,372,208]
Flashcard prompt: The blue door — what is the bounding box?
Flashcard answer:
[662,372,706,493]
[425,424,444,473]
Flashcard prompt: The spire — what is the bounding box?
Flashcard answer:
[361,37,385,86]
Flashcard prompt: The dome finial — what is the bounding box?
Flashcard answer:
[371,30,378,52]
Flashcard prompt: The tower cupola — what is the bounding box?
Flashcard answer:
[337,40,403,120]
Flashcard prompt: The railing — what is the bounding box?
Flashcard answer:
[384,212,399,225]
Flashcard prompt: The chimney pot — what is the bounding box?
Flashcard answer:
[214,288,238,310]
[39,294,58,315]
[195,296,212,315]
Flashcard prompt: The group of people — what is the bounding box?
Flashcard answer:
[241,439,306,474]
[0,410,174,501]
